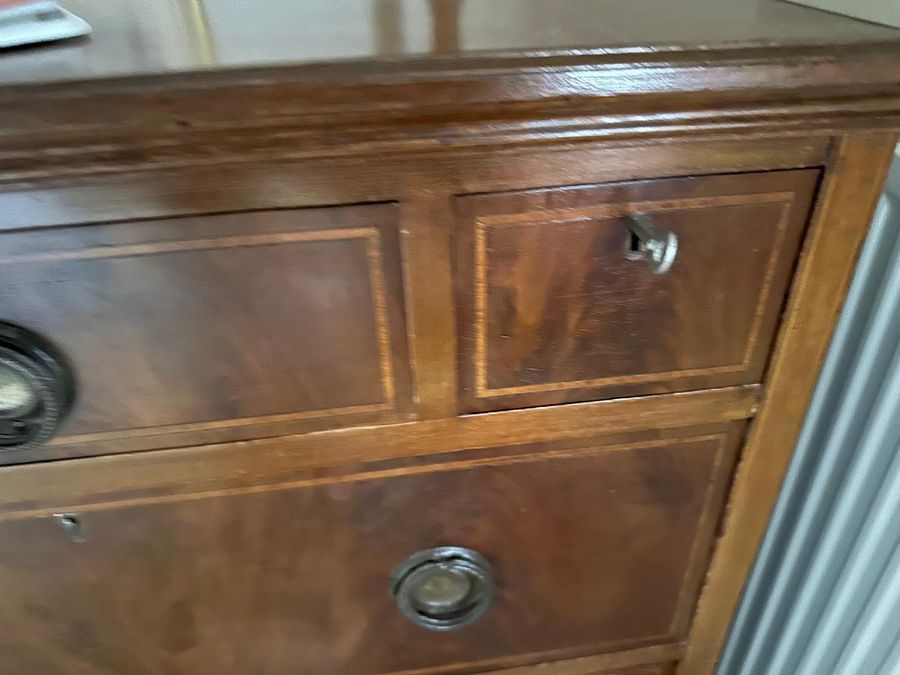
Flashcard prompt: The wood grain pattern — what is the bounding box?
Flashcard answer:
[400,195,459,419]
[678,133,899,674]
[0,426,741,675]
[0,138,829,231]
[0,25,898,181]
[456,171,818,412]
[0,387,757,499]
[0,2,896,671]
[0,3,898,183]
[0,80,894,183]
[0,203,412,460]
[485,642,679,674]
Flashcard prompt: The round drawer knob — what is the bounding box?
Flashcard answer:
[0,322,75,451]
[390,546,494,631]
[625,212,679,275]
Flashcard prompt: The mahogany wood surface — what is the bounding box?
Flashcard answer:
[0,138,829,230]
[487,647,677,675]
[0,1,899,673]
[0,203,413,454]
[483,643,679,673]
[0,425,741,675]
[455,170,817,411]
[0,136,812,464]
[0,388,757,494]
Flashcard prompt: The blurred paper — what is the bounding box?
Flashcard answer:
[0,1,90,48]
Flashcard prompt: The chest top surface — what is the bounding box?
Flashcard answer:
[1,0,899,88]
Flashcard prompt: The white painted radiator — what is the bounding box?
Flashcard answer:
[718,148,900,675]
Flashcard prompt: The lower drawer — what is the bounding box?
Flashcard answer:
[0,424,742,674]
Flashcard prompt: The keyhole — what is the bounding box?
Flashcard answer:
[54,513,87,543]
[625,231,644,260]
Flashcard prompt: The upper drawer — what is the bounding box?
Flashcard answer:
[0,203,412,461]
[454,169,819,413]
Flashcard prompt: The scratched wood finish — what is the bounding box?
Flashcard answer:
[0,204,412,460]
[0,4,899,181]
[0,2,897,673]
[455,170,818,412]
[0,425,741,675]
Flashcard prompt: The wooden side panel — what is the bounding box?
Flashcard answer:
[0,204,412,460]
[455,170,818,412]
[679,133,899,674]
[0,425,742,675]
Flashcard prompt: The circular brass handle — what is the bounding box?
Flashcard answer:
[391,546,494,631]
[0,322,75,451]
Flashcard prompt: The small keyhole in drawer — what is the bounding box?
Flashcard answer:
[54,513,87,543]
[625,231,644,260]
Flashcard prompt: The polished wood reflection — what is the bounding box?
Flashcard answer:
[0,204,413,453]
[0,425,741,674]
[0,1,896,673]
[455,170,818,412]
[0,0,898,85]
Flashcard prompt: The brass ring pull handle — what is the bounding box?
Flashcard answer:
[626,213,679,275]
[390,546,494,631]
[0,322,76,451]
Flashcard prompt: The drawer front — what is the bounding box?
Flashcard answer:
[455,169,818,412]
[0,203,412,460]
[0,425,741,674]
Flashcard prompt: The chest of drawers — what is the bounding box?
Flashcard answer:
[0,1,898,673]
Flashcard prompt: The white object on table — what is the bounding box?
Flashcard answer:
[0,1,90,49]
